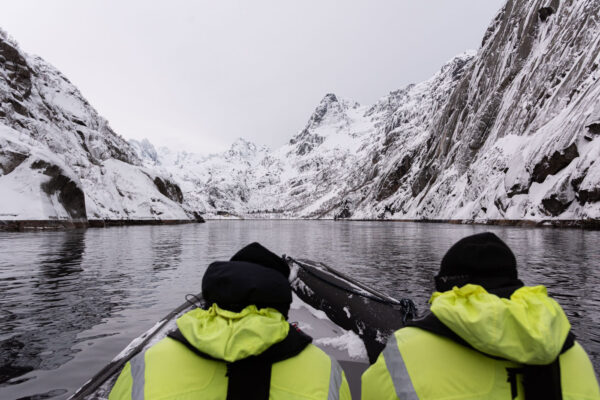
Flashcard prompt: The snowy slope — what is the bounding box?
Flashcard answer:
[138,0,600,222]
[366,0,600,221]
[0,29,192,221]
[3,0,599,223]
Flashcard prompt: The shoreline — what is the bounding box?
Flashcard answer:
[1,218,599,232]
[0,219,201,232]
[369,218,600,230]
[199,217,600,230]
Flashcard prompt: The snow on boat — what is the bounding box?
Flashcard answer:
[70,257,415,399]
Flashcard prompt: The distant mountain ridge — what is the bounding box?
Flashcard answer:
[2,0,600,225]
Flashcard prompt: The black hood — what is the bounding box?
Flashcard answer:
[202,260,292,317]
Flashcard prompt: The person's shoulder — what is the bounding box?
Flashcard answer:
[561,341,596,367]
[145,336,221,367]
[273,342,333,376]
[292,343,332,364]
[394,326,442,343]
[147,335,186,353]
[271,343,337,396]
[560,341,600,398]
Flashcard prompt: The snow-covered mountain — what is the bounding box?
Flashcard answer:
[0,29,194,223]
[2,0,600,224]
[132,0,600,222]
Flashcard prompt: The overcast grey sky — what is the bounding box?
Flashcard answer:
[1,1,505,154]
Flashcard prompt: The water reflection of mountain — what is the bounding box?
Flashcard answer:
[151,227,183,272]
[0,230,129,386]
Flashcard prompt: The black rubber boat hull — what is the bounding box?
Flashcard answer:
[289,258,407,363]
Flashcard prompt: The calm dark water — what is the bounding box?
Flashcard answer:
[0,221,599,399]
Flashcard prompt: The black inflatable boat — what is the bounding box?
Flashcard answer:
[70,257,415,399]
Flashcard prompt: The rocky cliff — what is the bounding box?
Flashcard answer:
[0,29,192,223]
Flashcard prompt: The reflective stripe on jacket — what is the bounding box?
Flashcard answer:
[109,304,351,400]
[362,285,600,400]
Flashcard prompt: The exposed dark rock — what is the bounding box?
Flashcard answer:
[291,129,325,155]
[0,38,33,98]
[30,159,52,170]
[469,95,501,150]
[571,175,584,192]
[105,139,134,164]
[192,212,206,223]
[334,208,351,219]
[30,160,87,219]
[507,183,530,198]
[308,93,338,127]
[538,7,555,22]
[376,155,412,201]
[296,142,313,156]
[290,187,305,197]
[411,166,434,197]
[541,173,575,216]
[494,194,509,213]
[377,204,397,220]
[531,143,579,183]
[371,152,380,165]
[0,150,28,175]
[542,195,572,216]
[451,56,471,79]
[334,200,352,220]
[71,117,87,127]
[578,187,600,204]
[8,98,30,117]
[76,130,91,155]
[153,177,184,203]
[290,178,304,188]
[289,93,339,150]
[586,122,600,135]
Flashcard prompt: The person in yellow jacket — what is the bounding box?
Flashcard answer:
[362,232,600,400]
[109,242,351,400]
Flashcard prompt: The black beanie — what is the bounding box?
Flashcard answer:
[202,261,292,317]
[435,232,522,293]
[230,242,290,278]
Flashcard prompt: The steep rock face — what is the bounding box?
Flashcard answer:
[0,29,191,221]
[322,0,600,221]
[392,0,600,221]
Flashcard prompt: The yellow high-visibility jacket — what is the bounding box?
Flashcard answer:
[362,285,600,399]
[109,304,351,400]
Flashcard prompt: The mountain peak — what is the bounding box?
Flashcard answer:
[304,93,360,131]
[227,137,261,158]
[130,138,159,164]
[321,93,338,104]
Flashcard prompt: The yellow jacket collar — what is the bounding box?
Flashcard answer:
[176,304,289,363]
[430,284,570,364]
